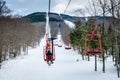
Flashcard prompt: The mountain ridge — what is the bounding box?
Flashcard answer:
[24,12,112,24]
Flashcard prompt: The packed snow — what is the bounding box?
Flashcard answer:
[0,37,119,80]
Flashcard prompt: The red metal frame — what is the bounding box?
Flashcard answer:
[43,44,55,61]
[65,46,71,50]
[43,46,47,61]
[84,20,102,55]
[43,34,56,61]
[65,39,72,50]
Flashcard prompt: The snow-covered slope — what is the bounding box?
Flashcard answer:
[64,20,75,29]
[0,37,119,80]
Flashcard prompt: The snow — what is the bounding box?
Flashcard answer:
[64,20,76,29]
[0,37,119,80]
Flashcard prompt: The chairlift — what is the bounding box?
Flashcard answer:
[43,36,56,65]
[58,40,62,47]
[65,39,72,50]
[84,20,102,55]
[43,43,55,61]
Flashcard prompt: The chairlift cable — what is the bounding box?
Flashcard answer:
[63,0,72,13]
[59,0,72,28]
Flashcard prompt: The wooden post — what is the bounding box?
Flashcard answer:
[95,55,97,71]
[103,51,105,73]
[117,65,120,78]
[88,55,90,61]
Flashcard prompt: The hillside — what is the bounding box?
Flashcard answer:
[25,12,112,43]
[24,12,80,23]
[24,12,112,25]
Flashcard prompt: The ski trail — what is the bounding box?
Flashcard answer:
[0,38,119,80]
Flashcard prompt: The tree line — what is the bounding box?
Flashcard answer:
[0,0,44,68]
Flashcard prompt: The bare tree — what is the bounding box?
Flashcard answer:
[0,16,43,68]
[0,0,10,16]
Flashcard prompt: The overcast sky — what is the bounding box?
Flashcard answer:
[6,0,89,16]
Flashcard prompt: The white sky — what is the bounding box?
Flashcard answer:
[5,0,89,16]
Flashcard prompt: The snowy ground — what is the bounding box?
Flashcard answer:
[0,38,119,80]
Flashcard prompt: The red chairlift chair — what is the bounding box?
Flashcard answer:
[84,20,102,55]
[65,45,71,50]
[58,40,62,47]
[65,39,72,50]
[43,42,55,61]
